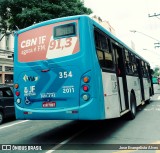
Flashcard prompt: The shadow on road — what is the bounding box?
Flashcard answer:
[28,103,149,147]
[3,116,16,124]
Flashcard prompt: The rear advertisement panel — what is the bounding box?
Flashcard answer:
[18,20,79,62]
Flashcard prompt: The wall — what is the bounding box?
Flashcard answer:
[0,32,14,84]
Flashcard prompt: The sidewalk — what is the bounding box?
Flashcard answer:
[151,84,160,101]
[153,84,160,94]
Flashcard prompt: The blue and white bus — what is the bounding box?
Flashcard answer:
[14,15,154,120]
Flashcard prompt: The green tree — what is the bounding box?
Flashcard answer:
[0,0,92,32]
[153,67,160,77]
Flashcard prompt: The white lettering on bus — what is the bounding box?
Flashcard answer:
[39,36,46,44]
[24,86,36,96]
[37,45,45,51]
[21,38,37,48]
[59,71,73,79]
[21,36,46,49]
[62,86,75,94]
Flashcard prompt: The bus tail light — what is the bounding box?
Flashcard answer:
[83,85,89,92]
[15,91,20,96]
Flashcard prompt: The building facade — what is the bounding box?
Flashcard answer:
[0,32,14,84]
[92,15,116,35]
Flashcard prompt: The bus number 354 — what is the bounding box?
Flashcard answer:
[59,71,73,79]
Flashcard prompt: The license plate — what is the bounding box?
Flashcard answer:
[42,102,56,108]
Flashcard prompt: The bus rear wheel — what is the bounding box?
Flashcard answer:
[127,93,136,120]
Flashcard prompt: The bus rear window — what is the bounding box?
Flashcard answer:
[54,23,76,38]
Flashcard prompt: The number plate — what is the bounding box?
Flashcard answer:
[42,102,56,108]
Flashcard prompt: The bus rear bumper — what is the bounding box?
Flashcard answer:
[15,99,105,120]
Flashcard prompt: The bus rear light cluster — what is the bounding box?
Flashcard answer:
[14,83,21,104]
[81,76,90,101]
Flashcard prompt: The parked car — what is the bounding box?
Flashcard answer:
[0,84,15,124]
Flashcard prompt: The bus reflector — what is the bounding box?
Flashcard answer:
[72,110,78,114]
[83,85,89,92]
[24,112,32,114]
[15,91,20,96]
[82,94,90,101]
[41,69,50,72]
[16,98,21,104]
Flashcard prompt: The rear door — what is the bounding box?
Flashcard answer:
[111,42,129,112]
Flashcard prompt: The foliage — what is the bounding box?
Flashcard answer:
[0,0,92,32]
[153,67,160,77]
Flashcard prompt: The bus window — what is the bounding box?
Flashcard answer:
[104,51,114,69]
[145,63,149,78]
[125,50,132,74]
[133,63,138,76]
[141,61,149,78]
[104,39,114,69]
[131,54,138,76]
[124,50,138,76]
[97,50,105,67]
[94,29,114,69]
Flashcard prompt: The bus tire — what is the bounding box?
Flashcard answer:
[0,111,4,124]
[127,93,136,120]
[146,99,150,104]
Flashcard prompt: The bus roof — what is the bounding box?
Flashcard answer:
[16,15,150,65]
[89,17,150,65]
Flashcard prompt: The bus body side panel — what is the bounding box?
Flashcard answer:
[78,17,105,120]
[143,78,150,101]
[126,76,142,106]
[118,77,126,111]
[102,72,121,119]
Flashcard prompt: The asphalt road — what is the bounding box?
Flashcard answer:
[0,84,160,153]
